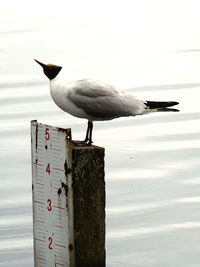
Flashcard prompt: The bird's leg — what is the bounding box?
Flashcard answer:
[72,121,93,146]
[84,120,91,142]
[86,121,93,145]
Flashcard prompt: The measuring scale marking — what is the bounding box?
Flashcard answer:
[31,121,73,267]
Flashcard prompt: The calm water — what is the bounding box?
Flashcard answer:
[1,1,200,266]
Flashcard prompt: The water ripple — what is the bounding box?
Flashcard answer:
[107,222,200,239]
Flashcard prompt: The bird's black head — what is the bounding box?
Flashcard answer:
[34,59,62,80]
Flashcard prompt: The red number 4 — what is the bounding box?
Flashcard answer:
[46,163,50,175]
[45,128,50,140]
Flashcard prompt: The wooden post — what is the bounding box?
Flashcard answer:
[72,145,105,267]
[31,121,105,267]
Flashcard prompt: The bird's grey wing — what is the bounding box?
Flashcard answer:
[67,79,134,120]
[69,79,119,97]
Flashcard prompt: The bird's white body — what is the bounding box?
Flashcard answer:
[50,75,89,119]
[50,72,146,122]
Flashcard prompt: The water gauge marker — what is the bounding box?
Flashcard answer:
[31,120,74,267]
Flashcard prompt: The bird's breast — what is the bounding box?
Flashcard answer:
[50,80,88,119]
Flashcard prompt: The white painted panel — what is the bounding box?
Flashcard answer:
[31,121,73,267]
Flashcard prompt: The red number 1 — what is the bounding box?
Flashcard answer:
[45,128,50,140]
[46,163,50,175]
[48,237,53,249]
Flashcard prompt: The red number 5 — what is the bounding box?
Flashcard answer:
[48,237,53,249]
[45,128,50,140]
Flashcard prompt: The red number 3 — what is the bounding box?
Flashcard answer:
[48,237,53,249]
[45,128,50,140]
[47,199,52,211]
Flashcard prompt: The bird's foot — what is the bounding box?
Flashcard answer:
[72,140,93,146]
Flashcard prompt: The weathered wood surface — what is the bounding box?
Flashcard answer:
[72,144,105,267]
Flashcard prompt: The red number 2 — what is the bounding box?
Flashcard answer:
[45,128,50,140]
[48,237,53,249]
[46,163,50,175]
[47,199,52,211]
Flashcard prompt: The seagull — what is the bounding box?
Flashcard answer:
[35,59,179,145]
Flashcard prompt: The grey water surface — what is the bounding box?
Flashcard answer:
[1,1,200,266]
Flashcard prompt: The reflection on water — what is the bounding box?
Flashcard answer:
[1,1,200,266]
[128,83,200,92]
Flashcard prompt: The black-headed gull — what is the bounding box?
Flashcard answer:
[35,59,179,145]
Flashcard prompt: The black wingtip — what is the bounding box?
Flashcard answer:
[146,101,179,109]
[158,107,179,112]
[169,101,179,106]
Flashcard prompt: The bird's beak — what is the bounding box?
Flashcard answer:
[34,59,46,69]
